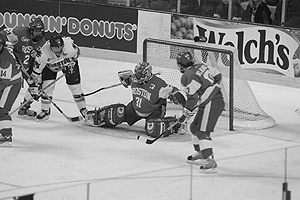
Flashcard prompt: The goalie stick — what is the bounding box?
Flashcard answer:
[17,61,83,122]
[83,83,122,97]
[83,71,162,97]
[137,119,181,145]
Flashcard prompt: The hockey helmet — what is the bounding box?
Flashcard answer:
[0,34,5,54]
[134,62,153,84]
[176,51,194,73]
[29,17,45,42]
[50,34,64,55]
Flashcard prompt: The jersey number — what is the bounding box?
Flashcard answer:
[24,55,30,65]
[135,97,142,108]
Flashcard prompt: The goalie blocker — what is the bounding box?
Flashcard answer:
[86,103,180,138]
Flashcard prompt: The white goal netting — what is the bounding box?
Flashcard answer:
[144,38,276,130]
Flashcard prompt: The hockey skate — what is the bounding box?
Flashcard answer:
[36,109,50,121]
[0,134,12,147]
[18,103,37,119]
[177,121,188,135]
[199,157,217,173]
[186,151,204,165]
[80,108,94,125]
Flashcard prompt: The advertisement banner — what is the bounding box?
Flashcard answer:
[59,2,138,52]
[0,0,138,53]
[193,18,300,78]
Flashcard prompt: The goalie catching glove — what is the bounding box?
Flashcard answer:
[118,70,133,88]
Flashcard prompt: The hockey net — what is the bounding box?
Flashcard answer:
[143,38,276,130]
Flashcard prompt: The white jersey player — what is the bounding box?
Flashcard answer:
[32,34,88,121]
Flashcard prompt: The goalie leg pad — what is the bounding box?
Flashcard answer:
[88,103,126,127]
[145,117,179,138]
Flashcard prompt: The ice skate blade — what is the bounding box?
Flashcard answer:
[36,116,50,122]
[36,118,50,122]
[0,141,12,147]
[17,115,36,120]
[199,168,217,174]
[187,160,206,166]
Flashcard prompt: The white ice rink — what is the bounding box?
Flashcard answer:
[1,57,300,200]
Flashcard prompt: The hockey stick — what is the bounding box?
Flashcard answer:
[83,83,122,97]
[136,119,181,145]
[10,73,65,116]
[295,108,300,116]
[82,71,162,97]
[17,62,83,122]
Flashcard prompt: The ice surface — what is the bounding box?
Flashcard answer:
[0,57,300,200]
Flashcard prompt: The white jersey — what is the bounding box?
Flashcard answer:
[34,37,80,74]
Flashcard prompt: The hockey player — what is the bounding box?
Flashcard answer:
[0,35,22,146]
[86,62,182,138]
[0,17,47,118]
[32,34,89,121]
[176,51,225,173]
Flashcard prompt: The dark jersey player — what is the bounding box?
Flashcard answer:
[86,62,182,138]
[0,35,22,147]
[0,17,47,118]
[176,51,225,173]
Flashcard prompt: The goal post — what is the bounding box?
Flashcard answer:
[142,38,276,131]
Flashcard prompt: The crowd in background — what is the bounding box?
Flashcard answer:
[71,0,300,29]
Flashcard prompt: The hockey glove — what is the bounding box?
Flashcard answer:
[178,107,197,124]
[28,83,40,101]
[118,70,133,88]
[30,70,42,84]
[62,61,76,76]
[169,87,186,106]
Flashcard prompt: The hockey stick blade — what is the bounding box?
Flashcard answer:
[295,108,300,116]
[136,135,156,144]
[68,116,84,122]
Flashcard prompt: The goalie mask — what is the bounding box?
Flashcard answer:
[134,62,153,84]
[29,17,45,42]
[176,52,194,73]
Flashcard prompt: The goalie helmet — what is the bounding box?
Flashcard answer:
[50,34,64,55]
[29,17,45,42]
[176,51,194,73]
[134,62,153,84]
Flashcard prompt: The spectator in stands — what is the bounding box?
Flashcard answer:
[200,0,221,17]
[149,0,172,11]
[264,0,279,6]
[132,0,172,11]
[214,0,243,20]
[180,0,202,15]
[131,0,150,8]
[273,0,300,28]
[242,0,272,24]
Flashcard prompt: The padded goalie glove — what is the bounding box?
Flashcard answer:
[118,70,133,88]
